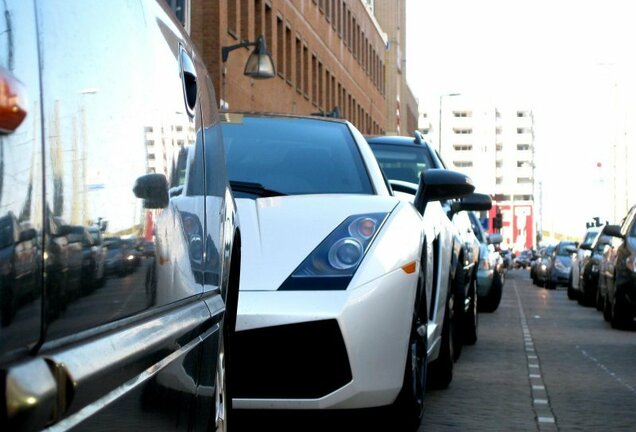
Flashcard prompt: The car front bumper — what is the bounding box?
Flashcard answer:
[232,267,417,410]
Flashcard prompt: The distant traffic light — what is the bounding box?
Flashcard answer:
[493,212,503,230]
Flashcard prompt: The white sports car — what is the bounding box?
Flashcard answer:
[221,113,473,427]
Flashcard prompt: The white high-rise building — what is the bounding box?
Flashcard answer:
[419,96,536,251]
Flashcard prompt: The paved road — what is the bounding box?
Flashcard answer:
[233,270,636,431]
[420,269,636,431]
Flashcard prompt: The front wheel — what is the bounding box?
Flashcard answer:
[463,276,478,345]
[390,320,427,430]
[427,293,454,390]
[610,290,632,330]
[479,271,502,313]
[214,336,228,432]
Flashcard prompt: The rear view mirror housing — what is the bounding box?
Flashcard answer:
[488,233,502,245]
[603,224,623,239]
[133,173,169,209]
[414,169,475,214]
[450,192,492,216]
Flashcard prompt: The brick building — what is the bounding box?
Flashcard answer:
[183,0,389,134]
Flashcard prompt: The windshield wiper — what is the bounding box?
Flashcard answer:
[230,180,287,197]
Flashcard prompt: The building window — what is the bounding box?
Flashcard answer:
[517,111,529,117]
[496,177,503,184]
[453,128,472,134]
[516,144,530,151]
[517,177,532,184]
[276,16,284,78]
[312,54,318,105]
[295,35,302,93]
[265,4,272,51]
[285,25,292,84]
[228,0,238,38]
[241,0,250,40]
[453,111,472,117]
[453,144,472,151]
[303,44,309,97]
[517,161,532,168]
[454,161,473,168]
[496,144,503,151]
[254,0,262,39]
[517,127,531,134]
[496,160,503,168]
[496,127,502,134]
[318,61,324,109]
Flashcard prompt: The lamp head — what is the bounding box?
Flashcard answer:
[244,36,275,79]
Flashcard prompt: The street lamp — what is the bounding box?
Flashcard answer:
[221,35,275,110]
[438,92,460,155]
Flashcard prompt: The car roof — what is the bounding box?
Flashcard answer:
[365,134,424,147]
[221,112,349,125]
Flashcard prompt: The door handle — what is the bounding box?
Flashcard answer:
[3,358,57,431]
[179,46,197,117]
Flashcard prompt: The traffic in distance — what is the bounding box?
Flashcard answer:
[1,1,634,431]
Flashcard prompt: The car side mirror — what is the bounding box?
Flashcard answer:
[603,224,623,239]
[414,169,475,214]
[488,233,502,245]
[450,192,492,216]
[18,228,37,242]
[133,174,169,209]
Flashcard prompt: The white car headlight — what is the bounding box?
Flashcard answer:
[279,213,388,290]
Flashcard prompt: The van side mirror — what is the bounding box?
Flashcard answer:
[133,174,169,209]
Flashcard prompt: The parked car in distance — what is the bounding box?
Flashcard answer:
[366,132,484,363]
[600,209,636,329]
[569,226,600,300]
[501,249,514,271]
[531,245,555,287]
[466,211,504,312]
[0,2,239,431]
[546,241,577,289]
[576,231,611,307]
[223,114,474,428]
[514,249,533,269]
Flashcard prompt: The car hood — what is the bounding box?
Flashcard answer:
[236,194,398,291]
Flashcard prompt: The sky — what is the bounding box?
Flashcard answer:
[404,0,636,237]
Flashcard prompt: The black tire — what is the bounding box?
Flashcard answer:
[595,286,604,311]
[451,265,466,361]
[478,271,502,313]
[603,292,612,322]
[463,273,478,345]
[610,289,632,330]
[224,235,241,431]
[568,284,577,300]
[427,290,454,390]
[390,316,427,429]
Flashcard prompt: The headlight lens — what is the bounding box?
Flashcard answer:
[279,212,388,290]
[328,238,364,270]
